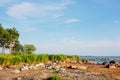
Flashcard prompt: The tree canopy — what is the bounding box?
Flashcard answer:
[23,44,36,54]
[0,24,36,54]
[0,24,20,53]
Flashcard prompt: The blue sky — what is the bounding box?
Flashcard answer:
[0,0,120,56]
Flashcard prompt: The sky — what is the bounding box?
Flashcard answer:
[0,0,120,56]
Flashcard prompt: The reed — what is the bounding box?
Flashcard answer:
[36,54,48,63]
[0,53,80,66]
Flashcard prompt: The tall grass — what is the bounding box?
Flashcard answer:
[21,54,37,64]
[48,54,67,61]
[0,53,80,66]
[36,54,48,63]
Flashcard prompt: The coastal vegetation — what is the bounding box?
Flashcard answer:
[0,53,80,67]
[47,75,71,80]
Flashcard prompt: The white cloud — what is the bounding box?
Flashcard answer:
[0,0,11,4]
[7,0,75,19]
[64,19,80,24]
[7,2,37,19]
[37,38,120,56]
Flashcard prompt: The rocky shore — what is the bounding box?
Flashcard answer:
[0,59,120,80]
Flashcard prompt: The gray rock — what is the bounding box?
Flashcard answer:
[20,66,29,71]
[102,62,109,65]
[46,66,52,70]
[11,69,20,74]
[78,66,87,70]
[69,65,77,69]
[105,64,116,68]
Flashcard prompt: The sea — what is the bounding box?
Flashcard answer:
[80,56,120,63]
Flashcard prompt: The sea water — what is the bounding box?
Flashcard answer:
[81,56,120,63]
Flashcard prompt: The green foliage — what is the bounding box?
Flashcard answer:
[23,44,36,54]
[0,53,80,67]
[47,75,71,80]
[10,56,22,65]
[11,51,23,56]
[36,54,48,63]
[99,78,105,80]
[48,54,67,61]
[21,54,37,64]
[0,54,10,66]
[47,75,62,80]
[0,24,20,53]
[13,43,23,52]
[67,55,80,60]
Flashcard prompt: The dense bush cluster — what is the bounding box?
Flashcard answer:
[0,53,80,67]
[47,75,71,80]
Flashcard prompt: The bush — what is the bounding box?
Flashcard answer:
[21,54,37,64]
[47,75,62,80]
[11,51,23,56]
[0,53,80,66]
[36,54,48,63]
[10,56,22,65]
[48,54,67,61]
[67,55,80,60]
[47,75,71,80]
[0,55,10,66]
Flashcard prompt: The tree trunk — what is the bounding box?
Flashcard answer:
[2,46,5,54]
[9,42,12,53]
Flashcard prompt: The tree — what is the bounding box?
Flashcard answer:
[6,27,19,53]
[0,24,4,47]
[0,24,9,54]
[23,44,36,54]
[12,42,23,52]
[0,24,20,54]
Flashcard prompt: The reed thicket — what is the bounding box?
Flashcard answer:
[0,52,80,67]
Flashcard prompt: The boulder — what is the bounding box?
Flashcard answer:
[109,60,118,64]
[78,66,87,70]
[16,77,22,80]
[102,62,109,65]
[34,63,45,68]
[12,69,20,74]
[46,66,52,70]
[78,60,83,64]
[109,64,116,68]
[82,59,88,64]
[32,66,38,70]
[60,68,66,72]
[69,65,77,69]
[20,66,29,71]
[115,63,120,67]
[105,64,116,68]
[28,65,34,70]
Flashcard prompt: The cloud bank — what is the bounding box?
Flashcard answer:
[7,0,75,19]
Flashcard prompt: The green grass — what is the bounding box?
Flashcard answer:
[47,75,72,80]
[0,53,80,67]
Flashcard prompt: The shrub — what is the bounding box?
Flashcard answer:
[10,56,22,65]
[36,54,48,63]
[47,75,62,80]
[47,75,71,80]
[67,55,80,60]
[0,55,10,66]
[21,54,37,64]
[48,54,67,61]
[11,51,23,56]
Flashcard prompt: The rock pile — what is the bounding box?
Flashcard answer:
[103,60,120,68]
